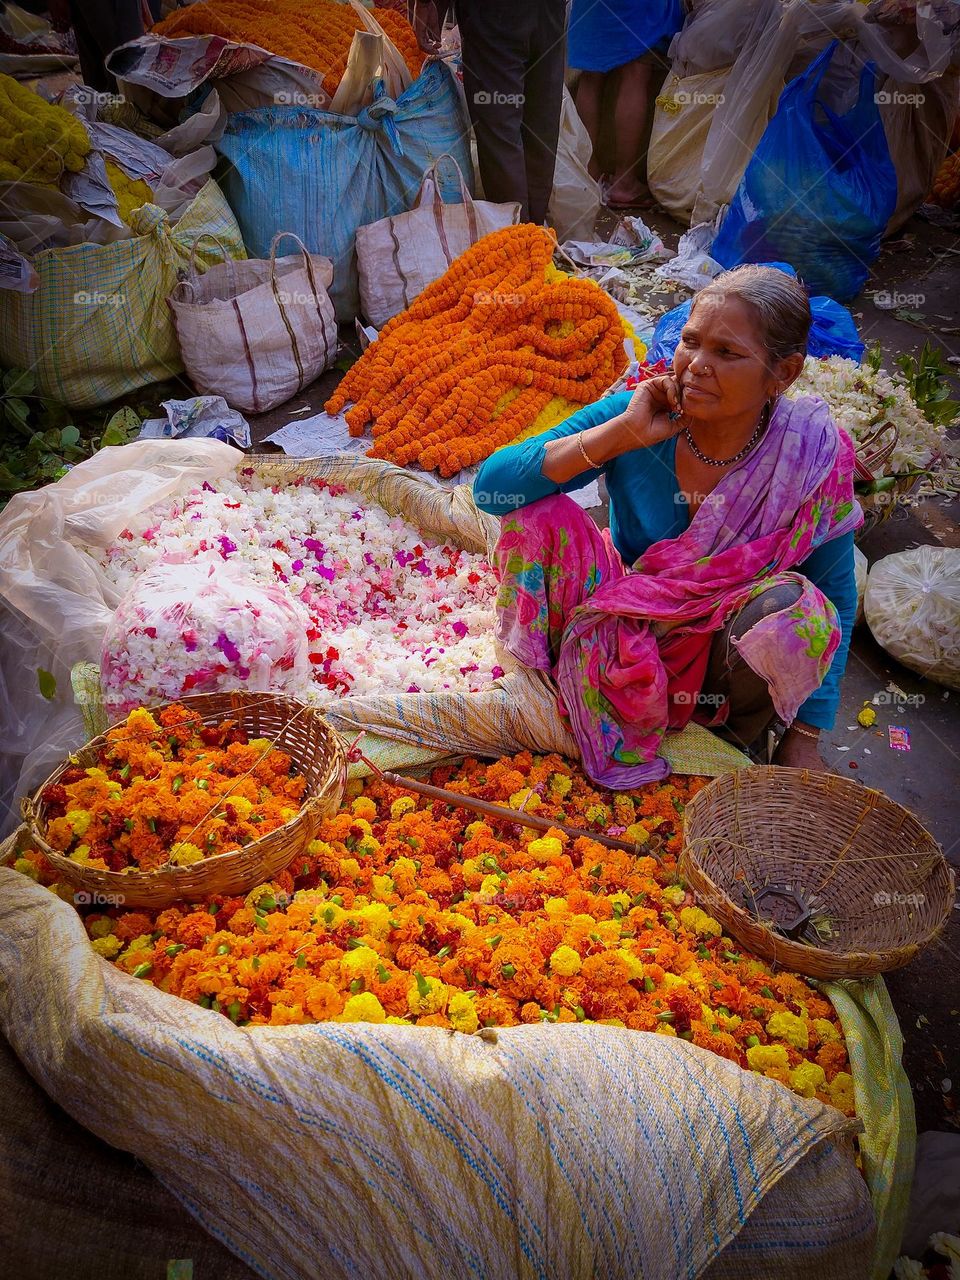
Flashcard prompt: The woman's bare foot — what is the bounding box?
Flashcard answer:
[604,176,654,209]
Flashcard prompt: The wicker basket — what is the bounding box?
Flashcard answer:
[20,692,346,910]
[680,766,955,979]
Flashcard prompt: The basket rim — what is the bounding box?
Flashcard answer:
[22,691,346,885]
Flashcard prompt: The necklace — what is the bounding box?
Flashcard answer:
[682,403,770,468]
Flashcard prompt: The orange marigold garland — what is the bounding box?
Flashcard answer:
[325,225,630,477]
[153,0,423,99]
[17,750,854,1115]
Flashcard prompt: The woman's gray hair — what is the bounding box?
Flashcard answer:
[692,264,812,363]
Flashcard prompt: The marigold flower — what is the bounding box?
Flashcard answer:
[789,1062,827,1097]
[527,836,563,863]
[765,1010,809,1051]
[448,991,479,1034]
[170,842,204,867]
[390,797,416,820]
[746,1044,790,1073]
[828,1071,855,1113]
[679,907,722,938]
[91,935,122,958]
[549,945,582,976]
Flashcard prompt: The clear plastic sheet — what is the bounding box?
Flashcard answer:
[865,546,960,689]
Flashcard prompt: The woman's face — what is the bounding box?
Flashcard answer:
[673,295,786,425]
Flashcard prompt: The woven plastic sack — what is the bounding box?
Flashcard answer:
[0,180,245,409]
[854,545,868,625]
[865,546,960,690]
[0,841,885,1280]
[214,60,473,321]
[100,559,312,716]
[356,154,520,327]
[169,231,338,413]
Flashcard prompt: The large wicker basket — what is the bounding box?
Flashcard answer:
[680,766,955,979]
[21,691,346,910]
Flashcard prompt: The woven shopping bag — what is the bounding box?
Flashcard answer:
[355,154,520,327]
[168,231,338,413]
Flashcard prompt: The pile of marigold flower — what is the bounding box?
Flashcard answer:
[36,704,306,872]
[326,224,630,476]
[0,72,90,185]
[17,750,854,1115]
[152,0,423,99]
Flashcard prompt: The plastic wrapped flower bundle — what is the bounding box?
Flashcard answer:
[152,0,423,98]
[326,225,630,476]
[0,72,90,185]
[95,469,500,710]
[789,355,945,478]
[35,704,306,872]
[17,751,854,1115]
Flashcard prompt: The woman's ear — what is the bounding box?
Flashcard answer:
[772,351,805,394]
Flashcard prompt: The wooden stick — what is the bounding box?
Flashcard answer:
[376,768,663,862]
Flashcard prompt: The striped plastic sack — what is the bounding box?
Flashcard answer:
[0,180,245,409]
[214,60,473,321]
[0,842,877,1280]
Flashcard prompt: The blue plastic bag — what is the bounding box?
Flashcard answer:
[647,264,864,364]
[711,42,897,302]
[215,62,473,320]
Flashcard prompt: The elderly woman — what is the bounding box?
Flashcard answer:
[473,265,860,788]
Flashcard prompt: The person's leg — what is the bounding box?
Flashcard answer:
[521,0,567,225]
[606,57,653,207]
[699,582,805,753]
[458,1,531,217]
[574,72,604,180]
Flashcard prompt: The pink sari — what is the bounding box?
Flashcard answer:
[493,395,862,787]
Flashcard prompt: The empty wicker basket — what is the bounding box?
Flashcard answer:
[21,691,346,910]
[681,766,955,979]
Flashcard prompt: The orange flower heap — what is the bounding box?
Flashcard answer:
[153,0,423,98]
[19,750,855,1116]
[38,704,305,872]
[325,225,629,476]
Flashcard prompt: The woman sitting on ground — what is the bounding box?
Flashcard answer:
[474,265,860,787]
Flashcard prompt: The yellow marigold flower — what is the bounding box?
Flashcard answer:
[355,902,392,940]
[407,973,448,1016]
[746,1044,790,1073]
[248,737,272,753]
[391,796,416,820]
[385,1015,409,1025]
[392,855,418,880]
[508,788,541,812]
[679,906,722,938]
[480,874,502,898]
[624,822,649,845]
[358,836,381,857]
[549,773,572,798]
[123,934,153,957]
[613,948,644,981]
[13,857,39,881]
[608,890,632,912]
[341,945,382,978]
[464,820,491,839]
[229,795,254,820]
[448,991,479,1034]
[69,846,92,865]
[170,842,204,867]
[340,857,361,879]
[766,1010,809,1050]
[527,835,563,863]
[127,708,160,735]
[307,839,333,856]
[654,1022,677,1036]
[662,884,686,907]
[338,992,387,1023]
[280,806,299,823]
[371,874,395,900]
[789,1062,827,1098]
[244,882,280,911]
[549,945,582,976]
[352,796,378,821]
[857,705,877,727]
[88,918,114,939]
[91,935,122,958]
[544,896,568,917]
[319,903,347,930]
[813,1018,839,1043]
[662,972,687,990]
[66,808,93,837]
[829,1071,855,1113]
[350,817,372,837]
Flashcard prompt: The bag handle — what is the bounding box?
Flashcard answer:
[187,231,233,280]
[414,152,473,210]
[268,231,331,392]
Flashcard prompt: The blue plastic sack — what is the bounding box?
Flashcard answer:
[215,62,473,321]
[711,42,897,302]
[647,271,864,364]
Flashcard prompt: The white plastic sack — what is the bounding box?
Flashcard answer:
[854,545,868,626]
[169,231,338,413]
[879,67,960,234]
[547,88,601,243]
[865,546,960,690]
[100,559,312,715]
[647,69,732,223]
[356,154,520,327]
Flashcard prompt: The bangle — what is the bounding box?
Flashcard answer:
[788,722,820,740]
[577,431,601,470]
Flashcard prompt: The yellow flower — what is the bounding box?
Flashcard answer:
[407,973,448,1016]
[549,945,582,976]
[352,796,378,821]
[66,808,92,837]
[390,796,416,820]
[127,708,160,735]
[766,1010,809,1050]
[813,1017,839,1043]
[464,820,492,839]
[371,874,394,900]
[354,901,392,940]
[91,935,122,958]
[338,992,387,1023]
[341,945,382,979]
[679,906,722,938]
[625,822,650,845]
[229,795,254,820]
[608,890,632,913]
[661,971,687,990]
[613,948,644,981]
[13,857,39,881]
[170,842,204,867]
[789,1062,827,1097]
[480,874,502,898]
[88,918,114,939]
[829,1071,855,1113]
[340,857,362,879]
[662,884,686,907]
[508,788,541,812]
[544,896,568,917]
[654,1022,677,1036]
[549,772,572,798]
[350,817,373,837]
[448,991,479,1034]
[280,806,299,823]
[69,846,92,865]
[319,903,346,930]
[527,836,563,863]
[857,705,877,727]
[746,1043,790,1073]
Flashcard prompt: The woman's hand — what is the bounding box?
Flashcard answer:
[618,374,687,451]
[773,725,827,771]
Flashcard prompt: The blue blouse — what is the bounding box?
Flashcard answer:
[474,392,856,730]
